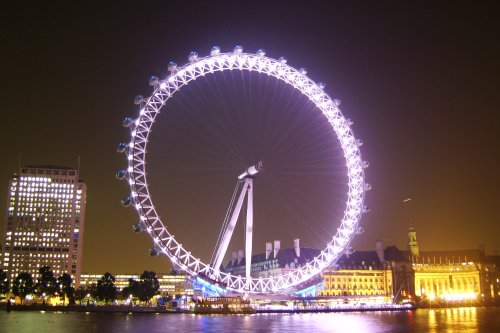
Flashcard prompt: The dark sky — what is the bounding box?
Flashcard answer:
[1,1,499,274]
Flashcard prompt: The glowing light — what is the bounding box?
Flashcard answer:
[210,46,221,56]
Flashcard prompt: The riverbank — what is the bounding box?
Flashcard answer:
[0,303,415,314]
[0,303,185,314]
[3,302,499,314]
[256,305,414,314]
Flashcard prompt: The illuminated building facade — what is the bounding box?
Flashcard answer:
[412,250,485,301]
[318,253,393,302]
[79,273,192,296]
[1,166,86,286]
[318,246,415,303]
[408,226,500,303]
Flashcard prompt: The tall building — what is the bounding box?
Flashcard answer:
[1,166,87,287]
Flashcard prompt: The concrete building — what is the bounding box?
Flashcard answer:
[318,251,394,302]
[318,243,415,304]
[222,238,415,302]
[1,166,86,286]
[408,226,500,303]
[79,273,192,296]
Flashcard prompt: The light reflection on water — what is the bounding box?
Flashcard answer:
[426,307,479,333]
[1,307,498,333]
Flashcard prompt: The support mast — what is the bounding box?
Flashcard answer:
[211,162,263,278]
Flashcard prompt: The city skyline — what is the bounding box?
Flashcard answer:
[1,2,499,274]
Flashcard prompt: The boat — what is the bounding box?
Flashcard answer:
[193,296,256,314]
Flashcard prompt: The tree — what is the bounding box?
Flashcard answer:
[87,283,98,302]
[122,278,140,304]
[0,269,9,295]
[74,286,87,305]
[96,272,117,304]
[138,271,160,303]
[35,266,59,303]
[12,272,34,304]
[58,273,74,305]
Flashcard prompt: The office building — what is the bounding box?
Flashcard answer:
[79,273,192,296]
[1,166,86,286]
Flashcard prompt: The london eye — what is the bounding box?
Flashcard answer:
[117,46,369,293]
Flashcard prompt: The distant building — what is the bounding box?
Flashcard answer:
[79,273,192,296]
[408,226,499,303]
[223,239,320,279]
[318,251,393,303]
[318,242,415,303]
[1,166,87,287]
[222,238,416,302]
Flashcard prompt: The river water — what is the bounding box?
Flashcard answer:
[1,307,499,332]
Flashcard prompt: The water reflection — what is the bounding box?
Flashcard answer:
[428,309,437,332]
[447,307,477,333]
[426,307,478,333]
[0,307,495,333]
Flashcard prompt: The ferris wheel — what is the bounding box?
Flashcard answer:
[117,45,369,294]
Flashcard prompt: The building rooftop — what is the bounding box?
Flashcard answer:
[23,165,76,170]
[224,247,321,270]
[411,249,486,264]
[335,251,384,269]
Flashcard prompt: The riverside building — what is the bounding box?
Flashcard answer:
[79,273,192,296]
[1,166,87,287]
[318,242,415,304]
[407,226,500,303]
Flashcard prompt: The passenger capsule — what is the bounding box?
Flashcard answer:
[362,161,370,169]
[210,46,221,56]
[168,61,177,72]
[347,118,354,126]
[233,45,243,54]
[256,49,266,57]
[149,76,159,86]
[149,247,160,256]
[278,57,287,64]
[132,223,143,233]
[133,95,144,105]
[122,117,133,128]
[364,183,372,191]
[188,51,198,62]
[356,226,365,235]
[299,68,307,75]
[356,139,363,147]
[116,143,127,153]
[333,99,342,106]
[116,169,127,180]
[121,196,132,207]
[362,205,370,213]
[318,82,326,89]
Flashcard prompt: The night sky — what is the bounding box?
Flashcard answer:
[1,1,499,275]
